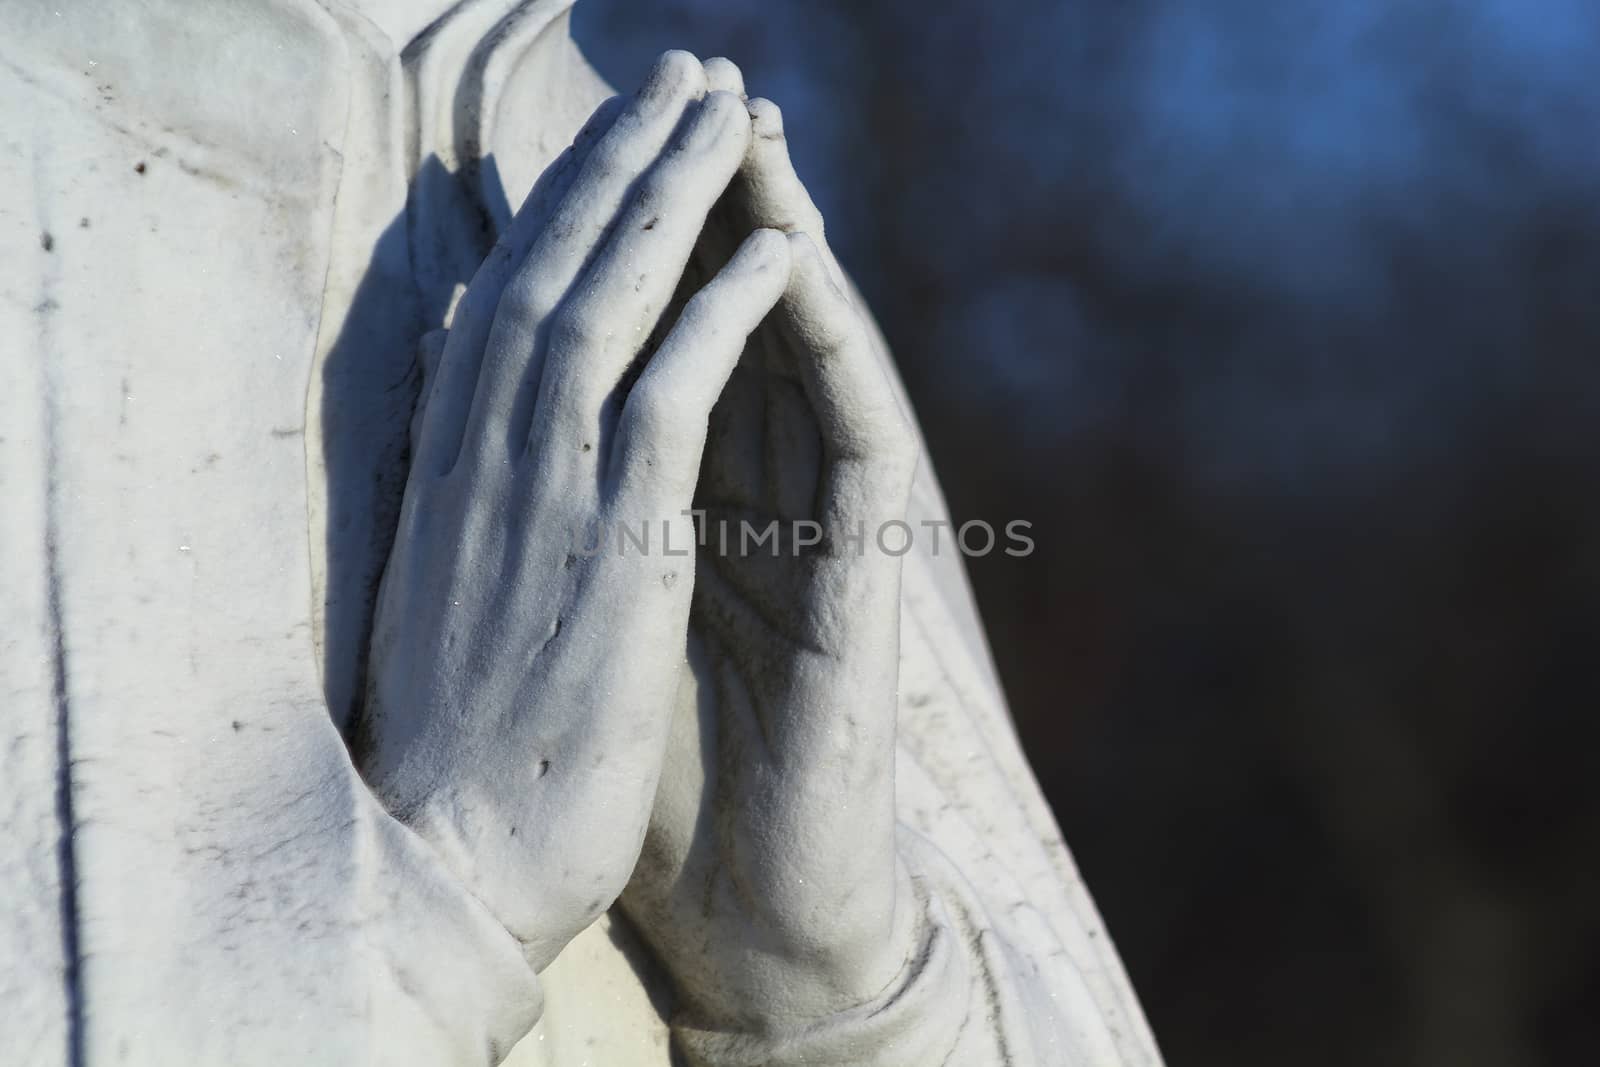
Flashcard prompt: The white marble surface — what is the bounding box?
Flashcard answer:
[0,2,1163,1064]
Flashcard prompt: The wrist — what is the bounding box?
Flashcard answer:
[671,860,967,1066]
[675,854,924,1032]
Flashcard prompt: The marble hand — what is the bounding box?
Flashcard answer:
[359,52,791,971]
[621,62,926,1032]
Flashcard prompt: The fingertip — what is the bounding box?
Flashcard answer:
[643,49,705,104]
[740,112,825,239]
[746,97,784,139]
[653,49,701,78]
[741,227,792,271]
[730,229,793,300]
[703,88,743,109]
[699,90,753,151]
[702,89,750,127]
[702,56,747,98]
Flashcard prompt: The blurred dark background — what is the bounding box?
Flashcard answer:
[573,3,1600,1065]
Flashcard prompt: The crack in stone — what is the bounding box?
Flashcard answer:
[36,200,85,1067]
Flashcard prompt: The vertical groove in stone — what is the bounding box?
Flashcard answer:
[37,227,84,1067]
[45,485,84,1067]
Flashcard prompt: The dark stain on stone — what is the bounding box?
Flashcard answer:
[40,232,54,252]
[545,617,563,650]
[134,161,147,175]
[177,157,237,191]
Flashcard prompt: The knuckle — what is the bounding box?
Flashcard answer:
[620,387,702,492]
[864,411,919,484]
[625,381,679,443]
[679,286,722,330]
[805,315,852,358]
[638,161,677,208]
[548,305,601,354]
[494,267,555,331]
[877,421,919,478]
[537,353,604,431]
[586,134,627,179]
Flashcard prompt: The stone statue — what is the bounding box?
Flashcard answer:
[1,2,1164,1064]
